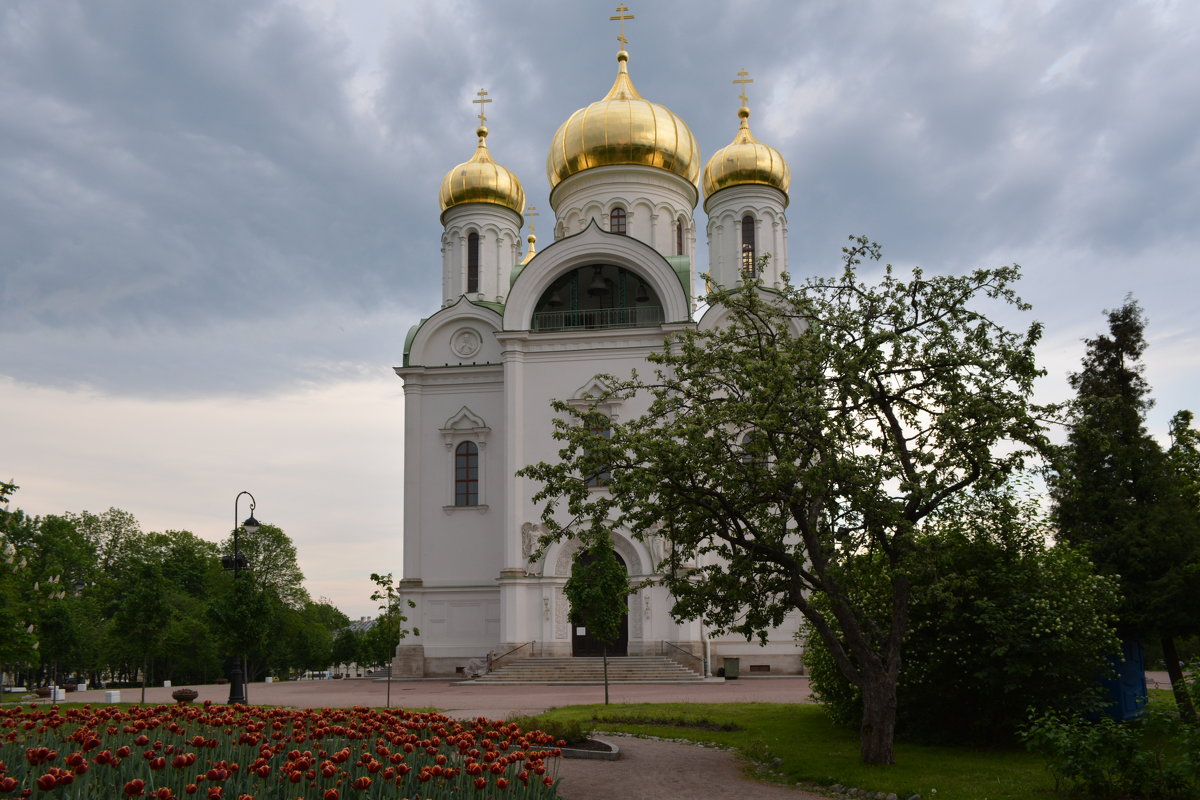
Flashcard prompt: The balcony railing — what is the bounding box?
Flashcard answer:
[531,305,664,332]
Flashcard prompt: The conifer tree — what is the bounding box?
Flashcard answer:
[1050,299,1200,719]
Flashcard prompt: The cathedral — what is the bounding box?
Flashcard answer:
[392,27,803,677]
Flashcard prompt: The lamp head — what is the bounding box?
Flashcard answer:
[242,515,260,535]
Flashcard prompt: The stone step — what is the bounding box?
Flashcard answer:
[474,655,704,684]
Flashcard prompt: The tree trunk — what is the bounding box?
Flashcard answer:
[1161,634,1198,721]
[858,668,898,765]
[603,644,610,706]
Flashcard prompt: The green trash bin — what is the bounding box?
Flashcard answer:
[723,657,740,680]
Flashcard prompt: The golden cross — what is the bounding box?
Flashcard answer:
[610,4,634,48]
[473,88,491,126]
[733,70,753,105]
[526,205,539,232]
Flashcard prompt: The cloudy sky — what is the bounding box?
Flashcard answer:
[3,0,1197,617]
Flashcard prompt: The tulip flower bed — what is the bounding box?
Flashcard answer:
[0,703,561,799]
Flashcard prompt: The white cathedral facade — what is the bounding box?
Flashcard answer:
[393,42,803,677]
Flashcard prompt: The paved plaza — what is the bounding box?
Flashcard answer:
[56,674,814,719]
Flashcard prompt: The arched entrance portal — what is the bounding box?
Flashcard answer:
[570,549,629,657]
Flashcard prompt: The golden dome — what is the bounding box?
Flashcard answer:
[702,104,790,200]
[439,125,525,216]
[547,50,701,189]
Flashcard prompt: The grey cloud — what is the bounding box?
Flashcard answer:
[2,0,1197,403]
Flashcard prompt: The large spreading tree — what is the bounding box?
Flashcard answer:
[1049,299,1200,719]
[520,237,1049,764]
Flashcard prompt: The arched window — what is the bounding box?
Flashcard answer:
[466,232,480,293]
[676,219,685,255]
[740,431,768,469]
[741,215,756,277]
[455,441,479,506]
[609,207,627,236]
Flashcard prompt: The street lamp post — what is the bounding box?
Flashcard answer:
[222,491,259,705]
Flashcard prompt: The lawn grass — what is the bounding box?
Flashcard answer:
[536,702,1055,800]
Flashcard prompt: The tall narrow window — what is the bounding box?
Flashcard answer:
[584,424,612,487]
[741,215,756,277]
[455,441,479,506]
[740,431,768,469]
[610,208,627,235]
[466,232,480,293]
[676,219,684,255]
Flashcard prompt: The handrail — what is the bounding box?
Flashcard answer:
[492,640,536,663]
[660,640,703,669]
[532,305,664,332]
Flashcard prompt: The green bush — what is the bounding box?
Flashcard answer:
[505,713,593,745]
[803,486,1121,744]
[1022,710,1200,798]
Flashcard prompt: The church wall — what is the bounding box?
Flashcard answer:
[498,327,694,655]
[396,354,507,676]
[549,165,698,266]
[704,184,789,289]
[441,204,523,305]
[401,368,504,587]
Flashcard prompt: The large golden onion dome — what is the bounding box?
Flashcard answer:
[702,103,790,200]
[439,125,525,216]
[547,50,701,189]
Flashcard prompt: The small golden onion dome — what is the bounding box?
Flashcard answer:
[520,232,537,265]
[547,50,701,189]
[702,104,790,199]
[439,126,525,215]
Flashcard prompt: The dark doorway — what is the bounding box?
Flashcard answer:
[570,549,629,657]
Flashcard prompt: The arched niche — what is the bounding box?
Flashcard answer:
[503,221,691,331]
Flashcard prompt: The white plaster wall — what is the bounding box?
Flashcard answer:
[550,165,697,266]
[441,204,523,305]
[497,326,676,648]
[398,366,504,587]
[703,184,790,289]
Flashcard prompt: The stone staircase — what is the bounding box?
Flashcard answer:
[472,656,704,684]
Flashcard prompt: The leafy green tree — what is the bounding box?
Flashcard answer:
[805,482,1120,743]
[1049,299,1200,719]
[520,238,1048,764]
[221,523,310,610]
[1,503,105,686]
[331,627,362,672]
[563,535,631,705]
[308,598,351,632]
[108,560,171,701]
[1,495,41,683]
[364,574,418,665]
[214,522,311,683]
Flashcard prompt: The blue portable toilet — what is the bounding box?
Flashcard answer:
[1099,640,1148,721]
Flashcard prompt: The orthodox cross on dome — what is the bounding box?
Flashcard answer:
[525,204,539,233]
[609,4,634,49]
[473,88,491,126]
[733,69,753,105]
